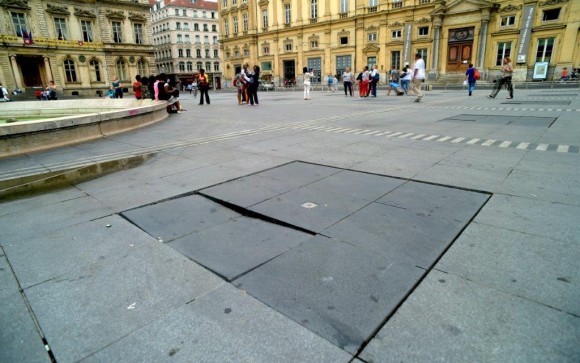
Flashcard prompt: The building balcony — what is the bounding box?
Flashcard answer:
[339,13,348,19]
[391,1,403,10]
[310,18,318,24]
[368,6,377,13]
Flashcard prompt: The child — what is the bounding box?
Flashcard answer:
[107,86,116,98]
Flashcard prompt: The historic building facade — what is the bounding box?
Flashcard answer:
[150,0,223,89]
[0,0,155,96]
[218,0,579,84]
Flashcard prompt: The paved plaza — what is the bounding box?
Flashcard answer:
[1,86,579,362]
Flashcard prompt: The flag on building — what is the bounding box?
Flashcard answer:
[22,28,34,45]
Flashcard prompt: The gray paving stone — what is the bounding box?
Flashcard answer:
[254,161,341,186]
[414,163,510,191]
[249,185,371,233]
[307,170,405,202]
[25,242,223,362]
[0,196,112,243]
[3,215,156,289]
[235,236,425,353]
[437,223,580,316]
[167,216,312,281]
[475,194,580,243]
[200,174,301,208]
[376,181,490,222]
[360,270,580,363]
[326,202,465,268]
[122,195,240,242]
[0,249,19,300]
[0,186,87,217]
[0,293,51,363]
[84,283,352,363]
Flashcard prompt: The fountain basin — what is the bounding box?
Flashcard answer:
[0,99,169,157]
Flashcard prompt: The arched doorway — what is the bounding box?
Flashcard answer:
[447,27,474,73]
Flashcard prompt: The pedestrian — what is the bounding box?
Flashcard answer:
[0,83,11,102]
[359,66,369,97]
[112,77,123,98]
[411,53,425,102]
[47,81,57,100]
[197,68,210,105]
[248,65,260,105]
[390,66,400,83]
[488,56,513,99]
[303,67,313,100]
[327,74,333,92]
[186,83,193,94]
[465,63,477,96]
[400,66,412,95]
[560,67,569,82]
[147,75,156,100]
[133,75,142,99]
[106,86,115,99]
[332,75,339,92]
[342,68,353,97]
[140,76,152,100]
[369,65,379,97]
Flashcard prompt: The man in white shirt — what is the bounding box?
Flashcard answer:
[411,53,425,102]
[369,65,379,97]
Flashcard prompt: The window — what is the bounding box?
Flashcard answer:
[367,56,376,68]
[204,35,209,44]
[285,43,292,51]
[536,38,554,62]
[193,10,198,18]
[340,36,348,45]
[177,34,183,43]
[112,21,123,43]
[179,62,185,72]
[211,12,215,19]
[392,30,401,39]
[213,36,218,44]
[187,49,191,57]
[175,9,179,16]
[134,23,143,44]
[203,11,207,18]
[243,13,248,31]
[183,9,187,16]
[310,40,318,48]
[542,8,560,21]
[11,12,26,37]
[335,55,352,76]
[244,49,250,57]
[233,0,237,5]
[369,0,377,6]
[195,35,200,43]
[212,25,217,32]
[138,60,147,75]
[368,33,377,42]
[187,61,193,71]
[417,48,428,68]
[223,19,229,35]
[183,22,189,30]
[54,18,68,40]
[233,16,238,33]
[310,0,318,19]
[205,61,211,70]
[500,15,515,27]
[89,59,101,82]
[64,59,77,82]
[340,0,348,14]
[223,0,227,8]
[196,49,202,58]
[214,62,219,71]
[285,5,291,24]
[194,23,199,31]
[81,20,94,42]
[203,24,208,31]
[262,10,268,29]
[391,51,400,70]
[308,57,322,82]
[116,59,127,80]
[179,49,184,57]
[185,34,190,43]
[214,49,218,57]
[205,49,210,57]
[496,42,511,66]
[176,22,181,30]
[418,26,429,36]
[197,61,203,70]
[392,0,402,9]
[263,46,270,54]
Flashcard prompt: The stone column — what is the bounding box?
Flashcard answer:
[44,56,53,82]
[9,55,24,90]
[477,9,490,72]
[429,16,442,80]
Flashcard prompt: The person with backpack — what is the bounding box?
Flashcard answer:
[465,63,479,96]
[369,65,379,97]
[327,74,334,92]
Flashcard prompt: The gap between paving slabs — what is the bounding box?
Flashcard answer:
[120,161,491,356]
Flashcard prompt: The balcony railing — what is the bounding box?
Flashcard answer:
[339,12,348,19]
[310,18,318,24]
[368,6,377,13]
[392,1,403,9]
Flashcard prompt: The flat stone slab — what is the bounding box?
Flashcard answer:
[439,114,556,127]
[254,161,341,186]
[122,195,240,242]
[83,284,352,362]
[235,236,425,354]
[360,271,580,362]
[167,216,312,281]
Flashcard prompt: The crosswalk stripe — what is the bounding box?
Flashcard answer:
[376,132,391,136]
[557,145,570,153]
[482,140,496,146]
[451,137,465,143]
[387,132,403,137]
[516,142,530,149]
[344,129,362,133]
[437,136,452,142]
[423,135,440,141]
[398,133,414,138]
[364,130,382,135]
[354,129,372,134]
[466,138,481,145]
[498,141,512,148]
[411,134,426,139]
[536,143,549,151]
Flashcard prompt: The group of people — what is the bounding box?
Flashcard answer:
[233,63,261,105]
[304,53,427,102]
[32,81,57,101]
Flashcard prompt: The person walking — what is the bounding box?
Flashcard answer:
[332,75,339,92]
[247,65,260,105]
[197,69,210,105]
[488,56,513,99]
[465,63,477,96]
[369,65,379,97]
[112,77,123,99]
[327,74,334,92]
[303,67,313,100]
[411,53,425,102]
[342,68,353,97]
[400,66,412,95]
[133,75,142,100]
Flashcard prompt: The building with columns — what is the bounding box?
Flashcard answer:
[0,0,155,96]
[218,0,579,84]
[150,0,223,89]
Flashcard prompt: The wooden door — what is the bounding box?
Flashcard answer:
[19,57,43,87]
[447,43,472,73]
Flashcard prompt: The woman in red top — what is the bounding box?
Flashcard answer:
[133,75,142,99]
[197,69,210,105]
